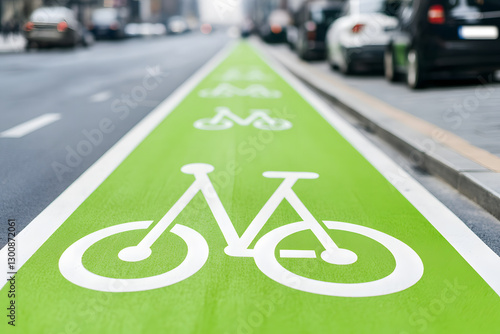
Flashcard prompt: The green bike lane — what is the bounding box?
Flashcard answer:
[2,42,500,333]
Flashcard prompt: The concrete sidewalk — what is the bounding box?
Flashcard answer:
[260,42,500,221]
[0,34,26,53]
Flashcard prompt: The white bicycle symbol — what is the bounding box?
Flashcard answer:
[59,163,424,297]
[193,107,292,131]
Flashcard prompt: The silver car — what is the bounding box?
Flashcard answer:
[24,7,92,49]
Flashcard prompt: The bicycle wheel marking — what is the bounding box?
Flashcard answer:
[2,42,499,333]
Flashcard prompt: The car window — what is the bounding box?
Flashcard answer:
[341,1,350,16]
[448,0,500,12]
[310,7,341,24]
[358,0,402,16]
[92,9,117,24]
[30,7,72,23]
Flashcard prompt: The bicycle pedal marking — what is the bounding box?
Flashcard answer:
[59,163,423,297]
[198,83,282,98]
[193,106,292,131]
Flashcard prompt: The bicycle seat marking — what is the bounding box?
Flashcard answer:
[198,83,282,98]
[193,106,292,131]
[59,163,424,297]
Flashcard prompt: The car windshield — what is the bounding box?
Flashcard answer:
[30,7,71,23]
[358,0,402,16]
[448,0,500,12]
[92,9,117,24]
[310,7,341,23]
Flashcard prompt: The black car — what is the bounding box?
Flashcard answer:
[90,8,127,39]
[295,0,343,60]
[260,10,291,43]
[385,0,500,88]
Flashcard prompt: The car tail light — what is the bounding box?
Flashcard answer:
[352,23,365,33]
[271,24,282,34]
[57,21,68,32]
[24,22,34,32]
[428,5,445,24]
[305,21,317,40]
[305,21,317,32]
[110,22,119,30]
[200,23,212,34]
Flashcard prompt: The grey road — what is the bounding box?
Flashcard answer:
[0,31,230,244]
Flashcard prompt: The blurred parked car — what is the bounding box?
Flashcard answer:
[260,10,292,43]
[24,6,92,49]
[240,18,254,38]
[385,0,500,88]
[326,0,401,73]
[295,0,343,60]
[167,16,190,34]
[124,23,166,38]
[90,8,127,39]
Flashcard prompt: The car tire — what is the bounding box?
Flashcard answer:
[407,48,426,89]
[298,41,310,61]
[327,49,337,71]
[339,48,354,75]
[384,47,399,82]
[479,71,496,83]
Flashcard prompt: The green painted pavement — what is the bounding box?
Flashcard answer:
[2,43,500,333]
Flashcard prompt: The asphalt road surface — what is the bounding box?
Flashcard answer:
[0,31,230,244]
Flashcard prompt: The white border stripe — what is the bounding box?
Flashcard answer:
[253,42,500,296]
[0,42,236,290]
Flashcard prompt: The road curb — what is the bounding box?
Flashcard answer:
[262,44,500,221]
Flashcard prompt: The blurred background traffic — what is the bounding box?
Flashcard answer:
[1,0,499,89]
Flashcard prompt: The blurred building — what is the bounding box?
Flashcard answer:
[1,0,42,31]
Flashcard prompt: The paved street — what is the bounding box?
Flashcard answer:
[0,31,230,243]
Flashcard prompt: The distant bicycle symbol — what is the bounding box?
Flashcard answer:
[194,107,292,131]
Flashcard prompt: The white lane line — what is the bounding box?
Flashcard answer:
[0,41,236,291]
[0,113,61,138]
[89,91,112,103]
[254,41,500,296]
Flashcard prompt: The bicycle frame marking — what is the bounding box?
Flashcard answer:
[119,163,347,262]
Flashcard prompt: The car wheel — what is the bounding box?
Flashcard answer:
[327,48,337,71]
[339,48,354,75]
[298,39,310,60]
[407,48,425,89]
[384,47,398,82]
[479,71,496,83]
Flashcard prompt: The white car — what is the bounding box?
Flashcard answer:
[326,0,400,74]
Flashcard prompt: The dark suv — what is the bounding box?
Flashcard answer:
[385,0,500,88]
[294,0,343,60]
